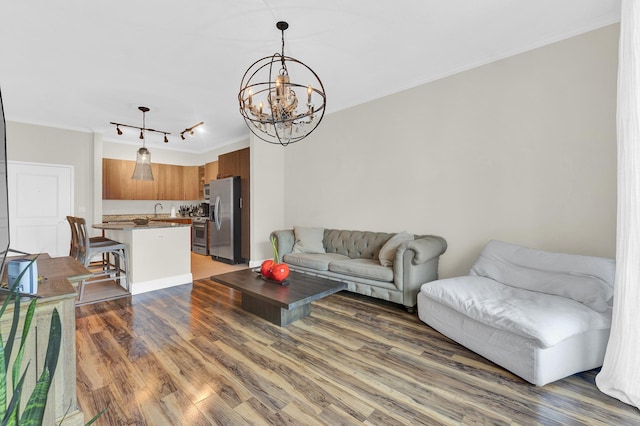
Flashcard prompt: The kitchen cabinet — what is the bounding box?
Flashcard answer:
[103,158,136,199]
[183,166,200,200]
[156,164,183,200]
[204,161,218,183]
[135,163,160,200]
[103,159,199,201]
[217,151,241,180]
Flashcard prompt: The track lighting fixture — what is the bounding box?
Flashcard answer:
[111,111,203,145]
[110,106,171,144]
[180,121,204,140]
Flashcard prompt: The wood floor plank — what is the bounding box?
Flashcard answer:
[75,280,640,425]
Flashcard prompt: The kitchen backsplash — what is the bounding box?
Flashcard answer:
[102,200,202,216]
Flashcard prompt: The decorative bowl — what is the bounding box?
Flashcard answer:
[132,217,149,226]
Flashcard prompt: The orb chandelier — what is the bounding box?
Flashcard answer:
[238,21,326,146]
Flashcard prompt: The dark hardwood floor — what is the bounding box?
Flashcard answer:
[75,279,640,425]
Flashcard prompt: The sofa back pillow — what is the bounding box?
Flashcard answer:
[292,226,326,254]
[469,240,615,312]
[379,232,414,266]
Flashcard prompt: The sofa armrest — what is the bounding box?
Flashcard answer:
[401,235,448,265]
[270,229,295,258]
[394,235,447,308]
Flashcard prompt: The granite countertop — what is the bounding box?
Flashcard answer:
[94,221,191,230]
[103,214,194,223]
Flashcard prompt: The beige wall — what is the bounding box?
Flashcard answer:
[249,133,285,265]
[279,24,619,278]
[6,121,97,225]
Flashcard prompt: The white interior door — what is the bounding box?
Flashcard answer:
[8,161,73,257]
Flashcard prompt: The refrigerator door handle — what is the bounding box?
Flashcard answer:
[214,196,221,231]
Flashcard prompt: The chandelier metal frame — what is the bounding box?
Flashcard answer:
[238,21,326,146]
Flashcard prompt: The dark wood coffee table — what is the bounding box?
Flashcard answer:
[209,269,347,326]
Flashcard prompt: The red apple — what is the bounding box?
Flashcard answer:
[260,259,274,278]
[271,263,290,282]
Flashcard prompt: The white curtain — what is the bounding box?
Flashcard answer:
[596,0,640,408]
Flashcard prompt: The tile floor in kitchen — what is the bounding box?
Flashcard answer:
[76,252,248,305]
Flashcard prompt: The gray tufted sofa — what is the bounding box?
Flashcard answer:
[270,228,447,311]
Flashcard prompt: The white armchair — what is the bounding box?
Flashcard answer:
[417,240,615,386]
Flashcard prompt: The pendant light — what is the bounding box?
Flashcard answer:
[130,106,154,181]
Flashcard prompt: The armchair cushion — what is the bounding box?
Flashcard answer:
[470,240,614,312]
[421,276,611,348]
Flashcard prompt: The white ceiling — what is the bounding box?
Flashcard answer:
[0,0,621,154]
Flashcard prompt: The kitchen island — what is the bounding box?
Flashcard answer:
[93,221,192,294]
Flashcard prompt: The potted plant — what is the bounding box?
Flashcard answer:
[0,257,102,425]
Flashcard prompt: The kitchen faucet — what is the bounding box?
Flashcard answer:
[154,203,163,216]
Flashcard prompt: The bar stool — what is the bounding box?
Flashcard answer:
[66,216,130,301]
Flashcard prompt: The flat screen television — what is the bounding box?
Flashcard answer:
[0,87,10,278]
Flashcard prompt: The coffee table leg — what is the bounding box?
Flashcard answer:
[241,294,311,326]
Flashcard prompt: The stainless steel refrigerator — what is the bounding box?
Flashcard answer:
[208,176,241,264]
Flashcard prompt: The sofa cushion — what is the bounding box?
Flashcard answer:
[329,259,394,282]
[292,226,326,254]
[284,253,349,271]
[470,240,615,312]
[420,276,612,348]
[379,232,414,266]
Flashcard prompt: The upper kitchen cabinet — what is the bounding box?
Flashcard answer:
[103,159,199,200]
[103,158,136,199]
[134,163,160,200]
[183,166,200,200]
[156,163,183,200]
[204,161,218,183]
[217,150,242,179]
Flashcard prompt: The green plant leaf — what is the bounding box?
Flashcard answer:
[271,235,280,264]
[3,292,20,374]
[12,299,36,397]
[0,344,6,420]
[2,362,30,426]
[17,368,49,426]
[21,308,61,425]
[84,407,108,425]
